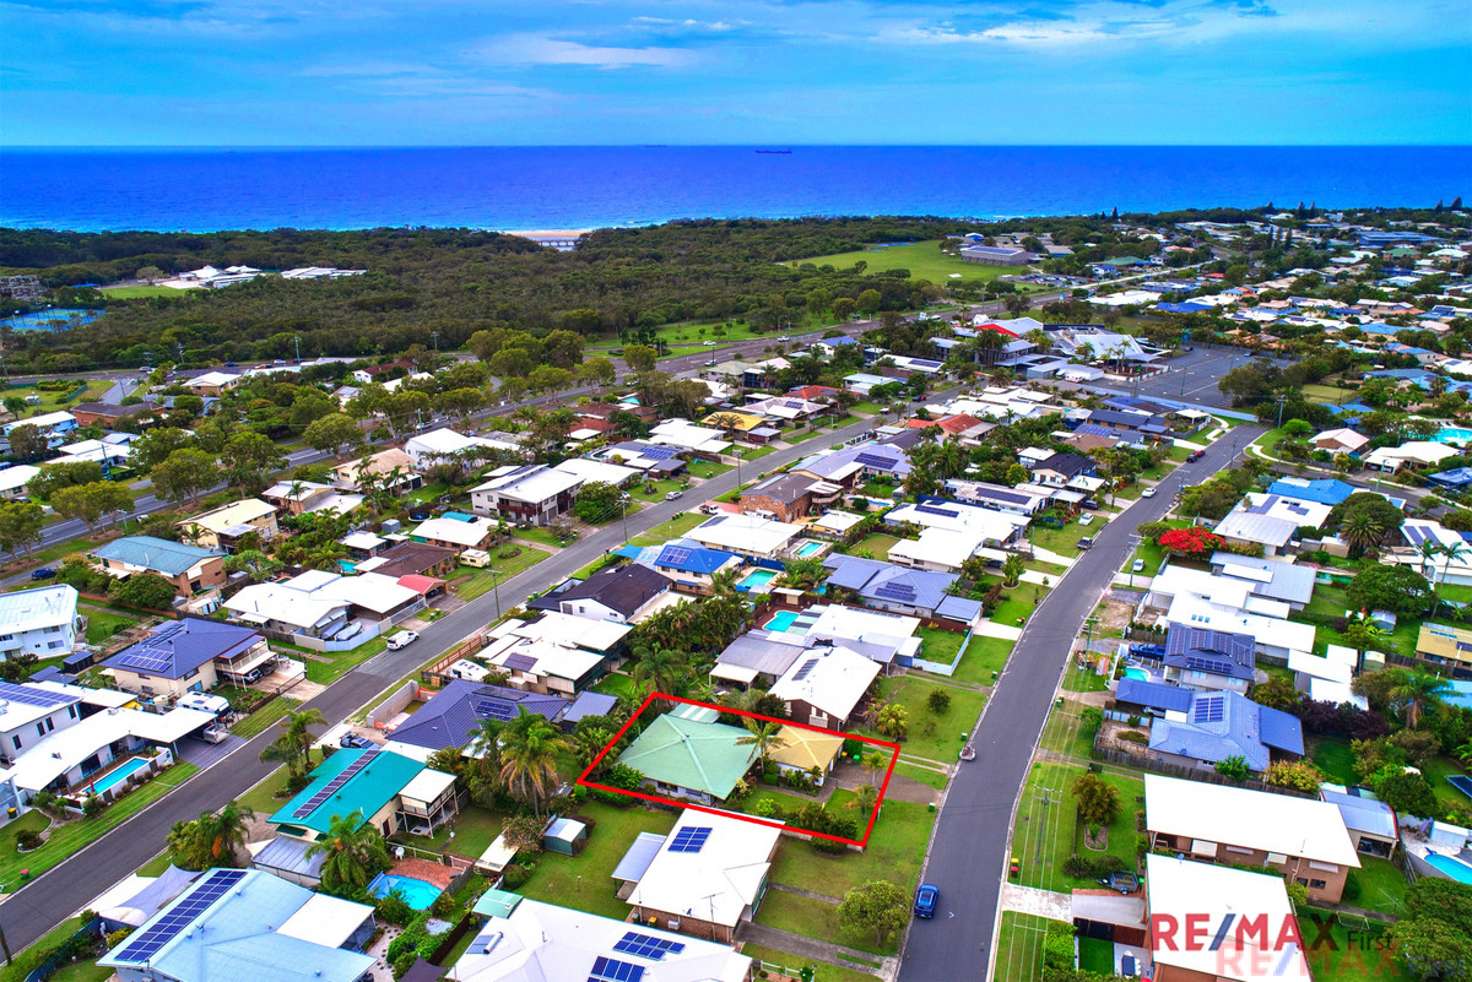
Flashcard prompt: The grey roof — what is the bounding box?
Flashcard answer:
[92,535,222,576]
[743,472,819,505]
[1320,787,1398,840]
[538,563,670,618]
[1163,625,1256,681]
[1207,552,1316,606]
[1148,690,1303,771]
[563,690,619,725]
[252,834,327,880]
[822,553,978,620]
[1213,511,1298,548]
[715,631,806,676]
[1115,679,1195,713]
[611,831,667,883]
[1035,452,1093,479]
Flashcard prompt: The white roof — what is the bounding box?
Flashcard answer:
[12,410,76,431]
[689,513,801,556]
[340,531,386,550]
[9,706,215,792]
[1163,593,1315,655]
[803,603,922,658]
[649,418,731,454]
[812,509,865,533]
[276,892,375,950]
[552,456,642,487]
[1145,775,1359,867]
[452,896,750,981]
[1309,677,1368,709]
[1146,855,1312,981]
[1287,649,1353,684]
[0,682,81,731]
[184,371,240,388]
[404,428,520,462]
[304,570,418,614]
[400,768,457,804]
[495,610,630,652]
[1364,441,1457,466]
[0,465,40,494]
[886,500,1028,541]
[410,515,496,548]
[225,582,348,630]
[482,637,605,683]
[888,527,990,570]
[627,809,782,929]
[0,584,78,634]
[770,646,880,719]
[472,465,583,505]
[182,498,276,535]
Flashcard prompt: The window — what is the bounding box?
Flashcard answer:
[47,641,64,650]
[35,724,44,737]
[1308,878,1327,889]
[1225,845,1254,855]
[67,705,76,719]
[44,718,53,733]
[11,736,20,751]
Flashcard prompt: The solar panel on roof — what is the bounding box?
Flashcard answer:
[668,826,711,853]
[474,698,518,721]
[1192,696,1225,723]
[503,654,537,672]
[659,546,692,567]
[115,651,175,673]
[589,957,645,982]
[792,658,820,682]
[115,869,246,963]
[292,749,379,819]
[875,583,917,601]
[0,682,73,708]
[854,453,895,469]
[613,932,686,961]
[915,504,960,518]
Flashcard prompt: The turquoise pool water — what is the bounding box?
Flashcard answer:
[1436,427,1472,445]
[738,569,779,591]
[1124,667,1150,682]
[764,610,800,632]
[89,757,150,794]
[369,872,444,910]
[441,511,475,522]
[1,308,100,332]
[1424,853,1472,884]
[795,541,825,558]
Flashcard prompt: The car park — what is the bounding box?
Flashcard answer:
[386,630,419,650]
[913,883,939,919]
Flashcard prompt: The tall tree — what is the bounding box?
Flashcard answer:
[497,709,570,815]
[307,813,392,896]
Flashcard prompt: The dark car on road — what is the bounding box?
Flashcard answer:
[1187,450,1205,462]
[914,883,939,919]
[29,568,56,580]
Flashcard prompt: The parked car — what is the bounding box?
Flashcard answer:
[702,340,717,347]
[29,567,56,580]
[1080,498,1099,510]
[777,335,792,342]
[1100,871,1139,894]
[386,630,419,650]
[1132,559,1146,573]
[340,732,374,749]
[664,490,684,501]
[1187,450,1205,462]
[1077,537,1094,550]
[704,359,718,367]
[1130,643,1166,658]
[913,883,939,919]
[1078,514,1094,527]
[1141,487,1157,498]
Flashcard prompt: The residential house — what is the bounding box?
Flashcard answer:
[885,497,1029,571]
[769,725,844,785]
[176,498,279,552]
[648,419,733,456]
[1161,626,1256,693]
[710,631,806,690]
[1030,451,1096,488]
[768,645,880,730]
[617,808,782,944]
[0,464,40,500]
[0,679,90,765]
[793,441,910,487]
[1311,428,1370,455]
[1204,553,1316,611]
[1363,440,1457,473]
[403,427,521,470]
[1147,689,1304,773]
[409,514,499,552]
[688,513,802,560]
[225,570,423,639]
[643,542,744,594]
[1320,784,1398,859]
[104,618,273,697]
[738,472,842,522]
[527,564,673,624]
[1414,622,1472,672]
[331,448,422,494]
[450,893,752,982]
[0,585,81,660]
[1144,774,1360,904]
[1288,645,1371,708]
[181,371,242,396]
[481,611,629,694]
[260,481,363,517]
[356,540,458,579]
[90,536,226,597]
[471,464,582,527]
[1144,855,1310,982]
[69,402,154,429]
[943,479,1051,516]
[616,705,758,804]
[268,747,458,842]
[385,680,613,758]
[99,868,377,982]
[3,410,78,446]
[821,554,982,626]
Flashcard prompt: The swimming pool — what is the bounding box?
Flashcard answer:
[737,569,779,592]
[1424,853,1472,884]
[1124,667,1150,682]
[369,872,444,910]
[88,756,151,794]
[794,540,825,559]
[764,610,800,631]
[1436,427,1472,446]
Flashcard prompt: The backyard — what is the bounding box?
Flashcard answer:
[950,635,1014,684]
[857,674,986,762]
[396,804,504,859]
[1011,760,1144,893]
[1028,519,1095,559]
[448,544,552,599]
[515,800,677,920]
[79,603,140,646]
[769,792,936,900]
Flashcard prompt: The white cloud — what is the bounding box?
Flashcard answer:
[474,33,696,70]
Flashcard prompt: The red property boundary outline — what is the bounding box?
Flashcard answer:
[576,692,901,848]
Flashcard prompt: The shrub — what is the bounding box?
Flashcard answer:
[927,689,951,715]
[500,863,531,889]
[1062,853,1125,878]
[375,890,414,926]
[1117,730,1149,745]
[15,829,42,850]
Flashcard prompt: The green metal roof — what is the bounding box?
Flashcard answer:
[616,713,758,799]
[472,888,524,919]
[269,748,425,836]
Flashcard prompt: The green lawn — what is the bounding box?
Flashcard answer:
[628,511,707,546]
[592,673,634,700]
[396,804,504,859]
[1129,519,1191,573]
[1302,383,1357,404]
[1012,761,1143,892]
[738,943,881,982]
[770,793,936,900]
[1302,583,1419,657]
[917,625,965,665]
[237,765,293,815]
[788,240,1035,287]
[515,801,677,920]
[1309,736,1358,786]
[1079,935,1114,974]
[1038,702,1099,762]
[990,581,1048,626]
[1303,907,1413,981]
[448,544,552,600]
[1028,520,1095,558]
[80,604,140,645]
[231,696,301,738]
[685,459,732,479]
[857,675,986,761]
[1421,754,1472,819]
[100,284,187,299]
[629,477,689,502]
[0,763,200,891]
[849,532,899,560]
[304,636,387,684]
[851,400,886,416]
[1350,855,1409,917]
[995,913,1069,982]
[732,443,778,460]
[1062,664,1109,692]
[779,425,834,446]
[895,762,949,790]
[511,525,571,548]
[4,916,99,982]
[754,889,896,956]
[587,319,774,353]
[950,635,1014,684]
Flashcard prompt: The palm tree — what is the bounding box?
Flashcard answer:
[259,707,326,778]
[307,813,391,896]
[497,709,570,815]
[1418,539,1442,581]
[1433,541,1469,616]
[1343,617,1387,674]
[861,750,888,787]
[709,568,740,599]
[198,801,254,866]
[848,783,879,814]
[1387,668,1446,730]
[1002,553,1025,588]
[737,719,787,767]
[1340,510,1389,556]
[632,645,691,696]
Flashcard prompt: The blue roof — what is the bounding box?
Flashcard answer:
[821,553,977,619]
[1259,705,1305,755]
[391,680,570,751]
[103,617,262,680]
[92,535,222,576]
[1430,468,1472,488]
[1115,678,1194,713]
[1163,625,1256,681]
[654,543,740,575]
[1265,477,1357,506]
[1148,690,1302,771]
[820,335,858,346]
[1156,301,1213,314]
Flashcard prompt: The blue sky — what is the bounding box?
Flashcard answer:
[3,0,1469,145]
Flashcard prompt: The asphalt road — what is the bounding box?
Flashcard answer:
[896,421,1265,982]
[0,404,903,952]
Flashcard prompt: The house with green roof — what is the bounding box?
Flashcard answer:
[616,708,759,804]
[267,747,459,842]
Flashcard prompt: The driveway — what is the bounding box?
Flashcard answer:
[896,423,1263,981]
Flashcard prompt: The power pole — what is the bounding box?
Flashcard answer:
[294,335,302,362]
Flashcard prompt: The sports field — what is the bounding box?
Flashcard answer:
[788,240,1033,285]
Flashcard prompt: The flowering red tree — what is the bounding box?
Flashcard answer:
[1158,527,1223,557]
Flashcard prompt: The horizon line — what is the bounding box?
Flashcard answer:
[3,143,1470,151]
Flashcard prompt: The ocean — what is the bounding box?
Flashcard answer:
[1,145,1467,232]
